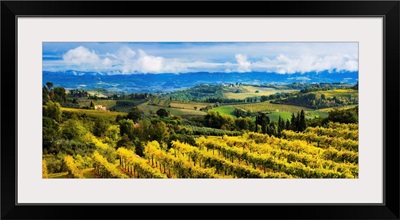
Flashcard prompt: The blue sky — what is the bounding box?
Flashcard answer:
[43,42,358,74]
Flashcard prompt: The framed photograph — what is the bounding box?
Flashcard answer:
[1,1,399,219]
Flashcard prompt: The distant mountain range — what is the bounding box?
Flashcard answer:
[43,70,358,93]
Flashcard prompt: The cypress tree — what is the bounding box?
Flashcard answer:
[299,109,307,131]
[296,111,301,131]
[290,113,297,131]
[278,116,285,131]
[259,113,269,134]
[90,100,95,110]
[285,119,291,130]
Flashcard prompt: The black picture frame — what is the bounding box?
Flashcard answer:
[1,1,399,219]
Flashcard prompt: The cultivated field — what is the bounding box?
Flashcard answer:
[137,102,206,116]
[224,86,298,99]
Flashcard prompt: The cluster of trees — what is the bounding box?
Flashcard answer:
[252,82,355,91]
[44,81,157,112]
[299,83,356,93]
[42,82,67,105]
[116,112,198,154]
[124,93,153,100]
[68,89,89,98]
[276,92,358,109]
[255,110,306,137]
[308,106,358,127]
[116,107,143,123]
[43,82,99,108]
[260,92,292,102]
[43,100,104,156]
[203,111,255,131]
[204,97,243,104]
[327,106,358,123]
[236,92,292,104]
[160,82,358,105]
[43,101,62,151]
[199,109,310,138]
[43,83,117,158]
[234,108,253,118]
[165,84,225,102]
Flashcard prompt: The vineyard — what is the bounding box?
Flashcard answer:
[43,122,358,179]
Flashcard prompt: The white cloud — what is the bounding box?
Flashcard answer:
[116,47,136,73]
[57,45,358,74]
[102,58,112,66]
[135,49,164,73]
[63,46,100,65]
[117,46,136,61]
[62,46,168,74]
[235,54,251,72]
[342,60,358,72]
[252,54,358,74]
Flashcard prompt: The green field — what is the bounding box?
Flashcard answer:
[234,102,311,113]
[224,86,298,99]
[211,104,330,122]
[266,112,293,122]
[211,106,237,117]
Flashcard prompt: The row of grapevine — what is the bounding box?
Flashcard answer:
[305,126,358,141]
[282,130,358,152]
[326,122,358,130]
[322,147,358,164]
[92,151,128,178]
[200,137,358,174]
[170,141,293,178]
[117,148,167,178]
[194,139,355,178]
[183,125,242,136]
[144,141,228,178]
[222,135,357,165]
[63,155,84,178]
[239,134,323,156]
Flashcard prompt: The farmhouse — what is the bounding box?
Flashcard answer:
[94,105,107,111]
